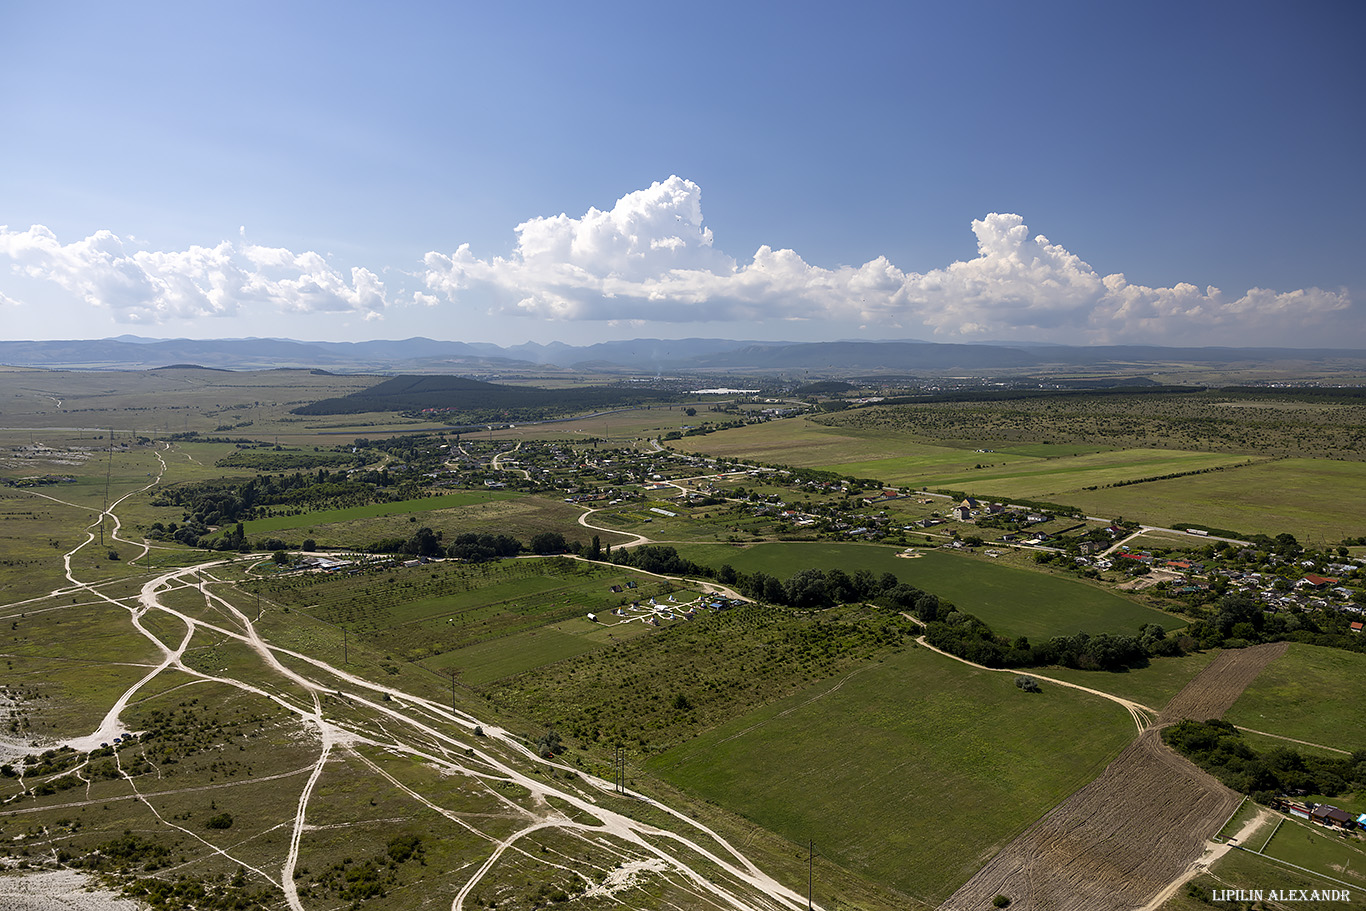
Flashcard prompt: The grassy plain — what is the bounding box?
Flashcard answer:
[1169,842,1366,911]
[674,541,1184,639]
[242,489,519,533]
[1061,458,1366,542]
[670,416,984,469]
[1223,643,1366,751]
[1042,649,1222,710]
[828,448,1262,499]
[254,493,633,549]
[649,643,1136,905]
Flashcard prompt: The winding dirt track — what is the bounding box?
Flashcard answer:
[940,642,1288,911]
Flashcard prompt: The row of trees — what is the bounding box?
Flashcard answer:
[360,528,571,561]
[1164,719,1366,802]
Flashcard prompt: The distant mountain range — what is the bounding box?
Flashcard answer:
[1,336,1364,375]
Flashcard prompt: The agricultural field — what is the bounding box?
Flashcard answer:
[825,448,1263,501]
[670,415,991,469]
[673,541,1184,640]
[241,489,521,534]
[1041,649,1221,710]
[819,390,1366,460]
[244,490,630,549]
[1060,457,1366,542]
[649,643,1136,906]
[677,414,1366,543]
[1223,643,1366,751]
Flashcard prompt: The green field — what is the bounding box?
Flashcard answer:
[1171,841,1366,911]
[1061,458,1366,542]
[675,541,1183,640]
[1224,643,1366,751]
[826,448,1262,500]
[672,417,978,469]
[1261,816,1366,892]
[242,490,520,533]
[1043,649,1221,710]
[250,493,633,550]
[675,417,1366,543]
[649,643,1135,905]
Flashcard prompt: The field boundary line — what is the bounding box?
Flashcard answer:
[1231,845,1360,891]
[1215,796,1248,840]
[1235,726,1351,755]
[1257,817,1282,853]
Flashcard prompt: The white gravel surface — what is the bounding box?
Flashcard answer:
[0,868,145,911]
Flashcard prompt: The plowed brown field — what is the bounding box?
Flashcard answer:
[939,642,1287,911]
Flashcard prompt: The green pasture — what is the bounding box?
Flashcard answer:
[1224,643,1366,751]
[487,403,728,443]
[672,417,963,468]
[586,499,791,544]
[242,490,519,534]
[1042,649,1221,710]
[826,448,1259,499]
[1061,458,1366,543]
[674,541,1182,640]
[427,616,662,685]
[1175,846,1366,911]
[250,493,628,550]
[649,643,1136,904]
[1262,816,1366,891]
[260,556,688,672]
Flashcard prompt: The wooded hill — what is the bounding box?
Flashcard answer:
[292,375,672,419]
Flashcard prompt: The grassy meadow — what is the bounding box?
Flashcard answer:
[827,448,1262,500]
[674,541,1184,640]
[1223,643,1366,751]
[1061,458,1366,542]
[649,642,1136,905]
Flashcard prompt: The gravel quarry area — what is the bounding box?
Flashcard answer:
[0,867,144,911]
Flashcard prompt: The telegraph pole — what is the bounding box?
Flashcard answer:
[808,840,819,910]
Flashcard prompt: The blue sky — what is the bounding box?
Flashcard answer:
[1,1,1362,348]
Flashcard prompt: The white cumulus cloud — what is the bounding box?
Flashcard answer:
[421,178,1350,344]
[2,178,1349,344]
[422,176,902,324]
[0,225,389,324]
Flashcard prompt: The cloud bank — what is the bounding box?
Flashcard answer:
[0,225,387,324]
[422,176,1349,344]
[1,177,1350,344]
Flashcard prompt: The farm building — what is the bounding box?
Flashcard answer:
[1309,805,1355,828]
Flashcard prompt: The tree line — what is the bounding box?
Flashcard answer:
[1164,719,1366,804]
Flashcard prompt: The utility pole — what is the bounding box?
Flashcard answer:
[808,839,814,910]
